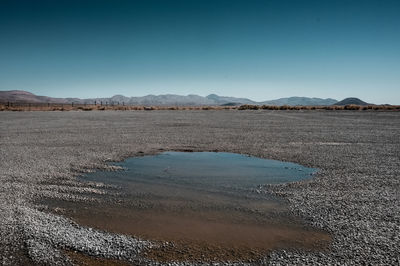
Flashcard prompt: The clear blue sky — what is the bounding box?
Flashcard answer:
[0,0,399,104]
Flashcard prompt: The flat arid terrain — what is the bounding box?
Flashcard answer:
[1,110,399,265]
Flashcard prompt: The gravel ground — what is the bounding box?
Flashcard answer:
[0,110,399,265]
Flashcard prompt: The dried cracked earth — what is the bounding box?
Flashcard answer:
[0,110,399,265]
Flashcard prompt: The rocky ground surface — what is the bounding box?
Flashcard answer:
[0,110,399,265]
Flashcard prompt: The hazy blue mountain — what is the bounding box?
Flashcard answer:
[206,94,256,105]
[129,94,214,105]
[261,97,338,106]
[334,97,369,106]
[0,90,74,103]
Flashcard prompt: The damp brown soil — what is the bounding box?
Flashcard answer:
[46,193,331,265]
[44,152,332,262]
[47,197,331,263]
[65,250,131,266]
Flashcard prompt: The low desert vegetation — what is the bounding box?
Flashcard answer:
[0,103,237,111]
[238,104,400,111]
[1,102,399,111]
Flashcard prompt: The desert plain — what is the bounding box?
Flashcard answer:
[0,110,399,265]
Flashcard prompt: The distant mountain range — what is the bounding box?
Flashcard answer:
[0,90,370,106]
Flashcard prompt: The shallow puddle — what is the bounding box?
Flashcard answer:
[46,152,331,262]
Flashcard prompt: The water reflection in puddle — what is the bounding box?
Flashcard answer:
[47,152,331,262]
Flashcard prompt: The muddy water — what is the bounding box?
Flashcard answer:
[47,152,331,262]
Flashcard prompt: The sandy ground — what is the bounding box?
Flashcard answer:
[0,110,399,265]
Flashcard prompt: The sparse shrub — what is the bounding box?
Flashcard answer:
[239,104,259,110]
[344,104,360,110]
